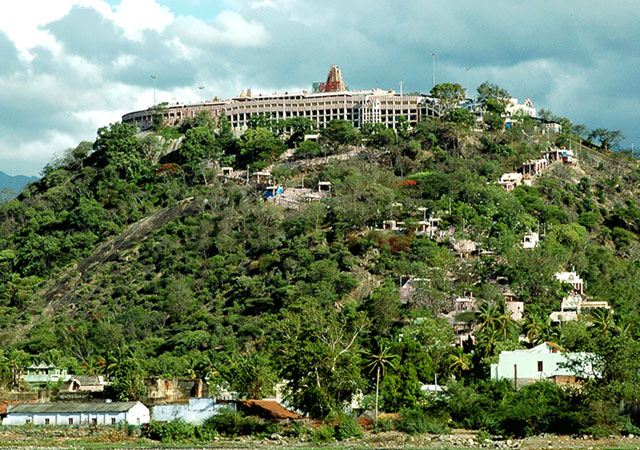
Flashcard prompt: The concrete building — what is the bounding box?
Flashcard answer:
[549,294,613,324]
[122,66,441,132]
[60,375,108,393]
[505,98,536,118]
[152,398,228,425]
[521,231,540,249]
[522,158,549,176]
[498,173,523,192]
[555,271,584,295]
[490,343,596,387]
[3,401,150,426]
[23,363,71,386]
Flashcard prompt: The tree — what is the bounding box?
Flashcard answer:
[91,122,149,183]
[247,113,274,130]
[449,347,472,379]
[280,117,317,147]
[588,128,625,151]
[476,81,510,106]
[444,108,475,127]
[320,119,359,147]
[272,299,369,418]
[179,126,219,183]
[149,102,169,131]
[237,127,286,170]
[223,352,278,399]
[430,83,466,111]
[363,345,397,421]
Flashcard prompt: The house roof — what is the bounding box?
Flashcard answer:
[68,375,105,385]
[8,402,141,414]
[236,400,301,420]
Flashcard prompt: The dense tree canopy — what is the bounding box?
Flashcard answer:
[0,88,639,435]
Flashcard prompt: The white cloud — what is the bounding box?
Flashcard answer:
[172,11,270,48]
[0,0,110,58]
[111,0,174,39]
[250,0,276,9]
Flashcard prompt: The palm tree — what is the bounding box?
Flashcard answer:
[523,314,548,345]
[590,308,616,336]
[477,302,500,332]
[363,346,397,421]
[476,327,500,358]
[448,347,472,379]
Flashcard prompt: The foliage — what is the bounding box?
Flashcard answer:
[146,419,195,442]
[200,409,265,437]
[1,83,640,439]
[431,83,466,111]
[397,406,449,434]
[334,414,363,440]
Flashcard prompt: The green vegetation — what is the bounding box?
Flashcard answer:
[0,83,639,439]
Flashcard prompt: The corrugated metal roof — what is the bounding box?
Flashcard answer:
[8,402,140,414]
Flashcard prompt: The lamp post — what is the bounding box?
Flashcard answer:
[198,86,205,103]
[465,67,471,97]
[150,75,157,106]
[431,51,437,88]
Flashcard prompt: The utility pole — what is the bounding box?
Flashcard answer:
[465,67,471,97]
[150,75,157,106]
[431,52,437,88]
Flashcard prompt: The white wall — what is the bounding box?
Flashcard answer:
[152,398,230,425]
[3,402,150,426]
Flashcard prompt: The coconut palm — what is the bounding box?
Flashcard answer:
[363,346,397,421]
[523,314,548,345]
[589,308,616,336]
[448,347,473,379]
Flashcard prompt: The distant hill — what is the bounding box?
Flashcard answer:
[0,170,38,192]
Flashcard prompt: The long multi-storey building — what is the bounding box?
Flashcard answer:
[122,66,441,131]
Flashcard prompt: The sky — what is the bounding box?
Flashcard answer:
[0,0,638,176]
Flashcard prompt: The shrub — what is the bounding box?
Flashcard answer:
[200,409,266,437]
[334,414,363,440]
[281,420,309,438]
[374,417,397,433]
[311,424,335,442]
[397,407,449,434]
[145,420,195,442]
[498,382,580,437]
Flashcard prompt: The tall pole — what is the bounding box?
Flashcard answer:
[431,51,437,88]
[399,81,403,97]
[150,75,157,106]
[198,86,205,103]
[465,67,471,98]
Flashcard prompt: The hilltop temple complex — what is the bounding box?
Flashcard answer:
[122,66,442,131]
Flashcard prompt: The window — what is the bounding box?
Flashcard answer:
[45,418,50,425]
[111,418,116,425]
[92,418,97,425]
[537,361,544,372]
[69,418,74,425]
[26,419,31,424]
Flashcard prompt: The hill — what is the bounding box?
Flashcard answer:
[0,170,38,192]
[0,97,640,435]
[0,170,38,203]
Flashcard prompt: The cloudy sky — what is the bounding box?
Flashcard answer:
[0,0,638,176]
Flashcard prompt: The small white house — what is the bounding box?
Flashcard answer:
[555,271,584,295]
[498,173,523,192]
[490,343,596,387]
[3,401,150,426]
[152,398,230,425]
[23,363,71,385]
[521,231,539,249]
